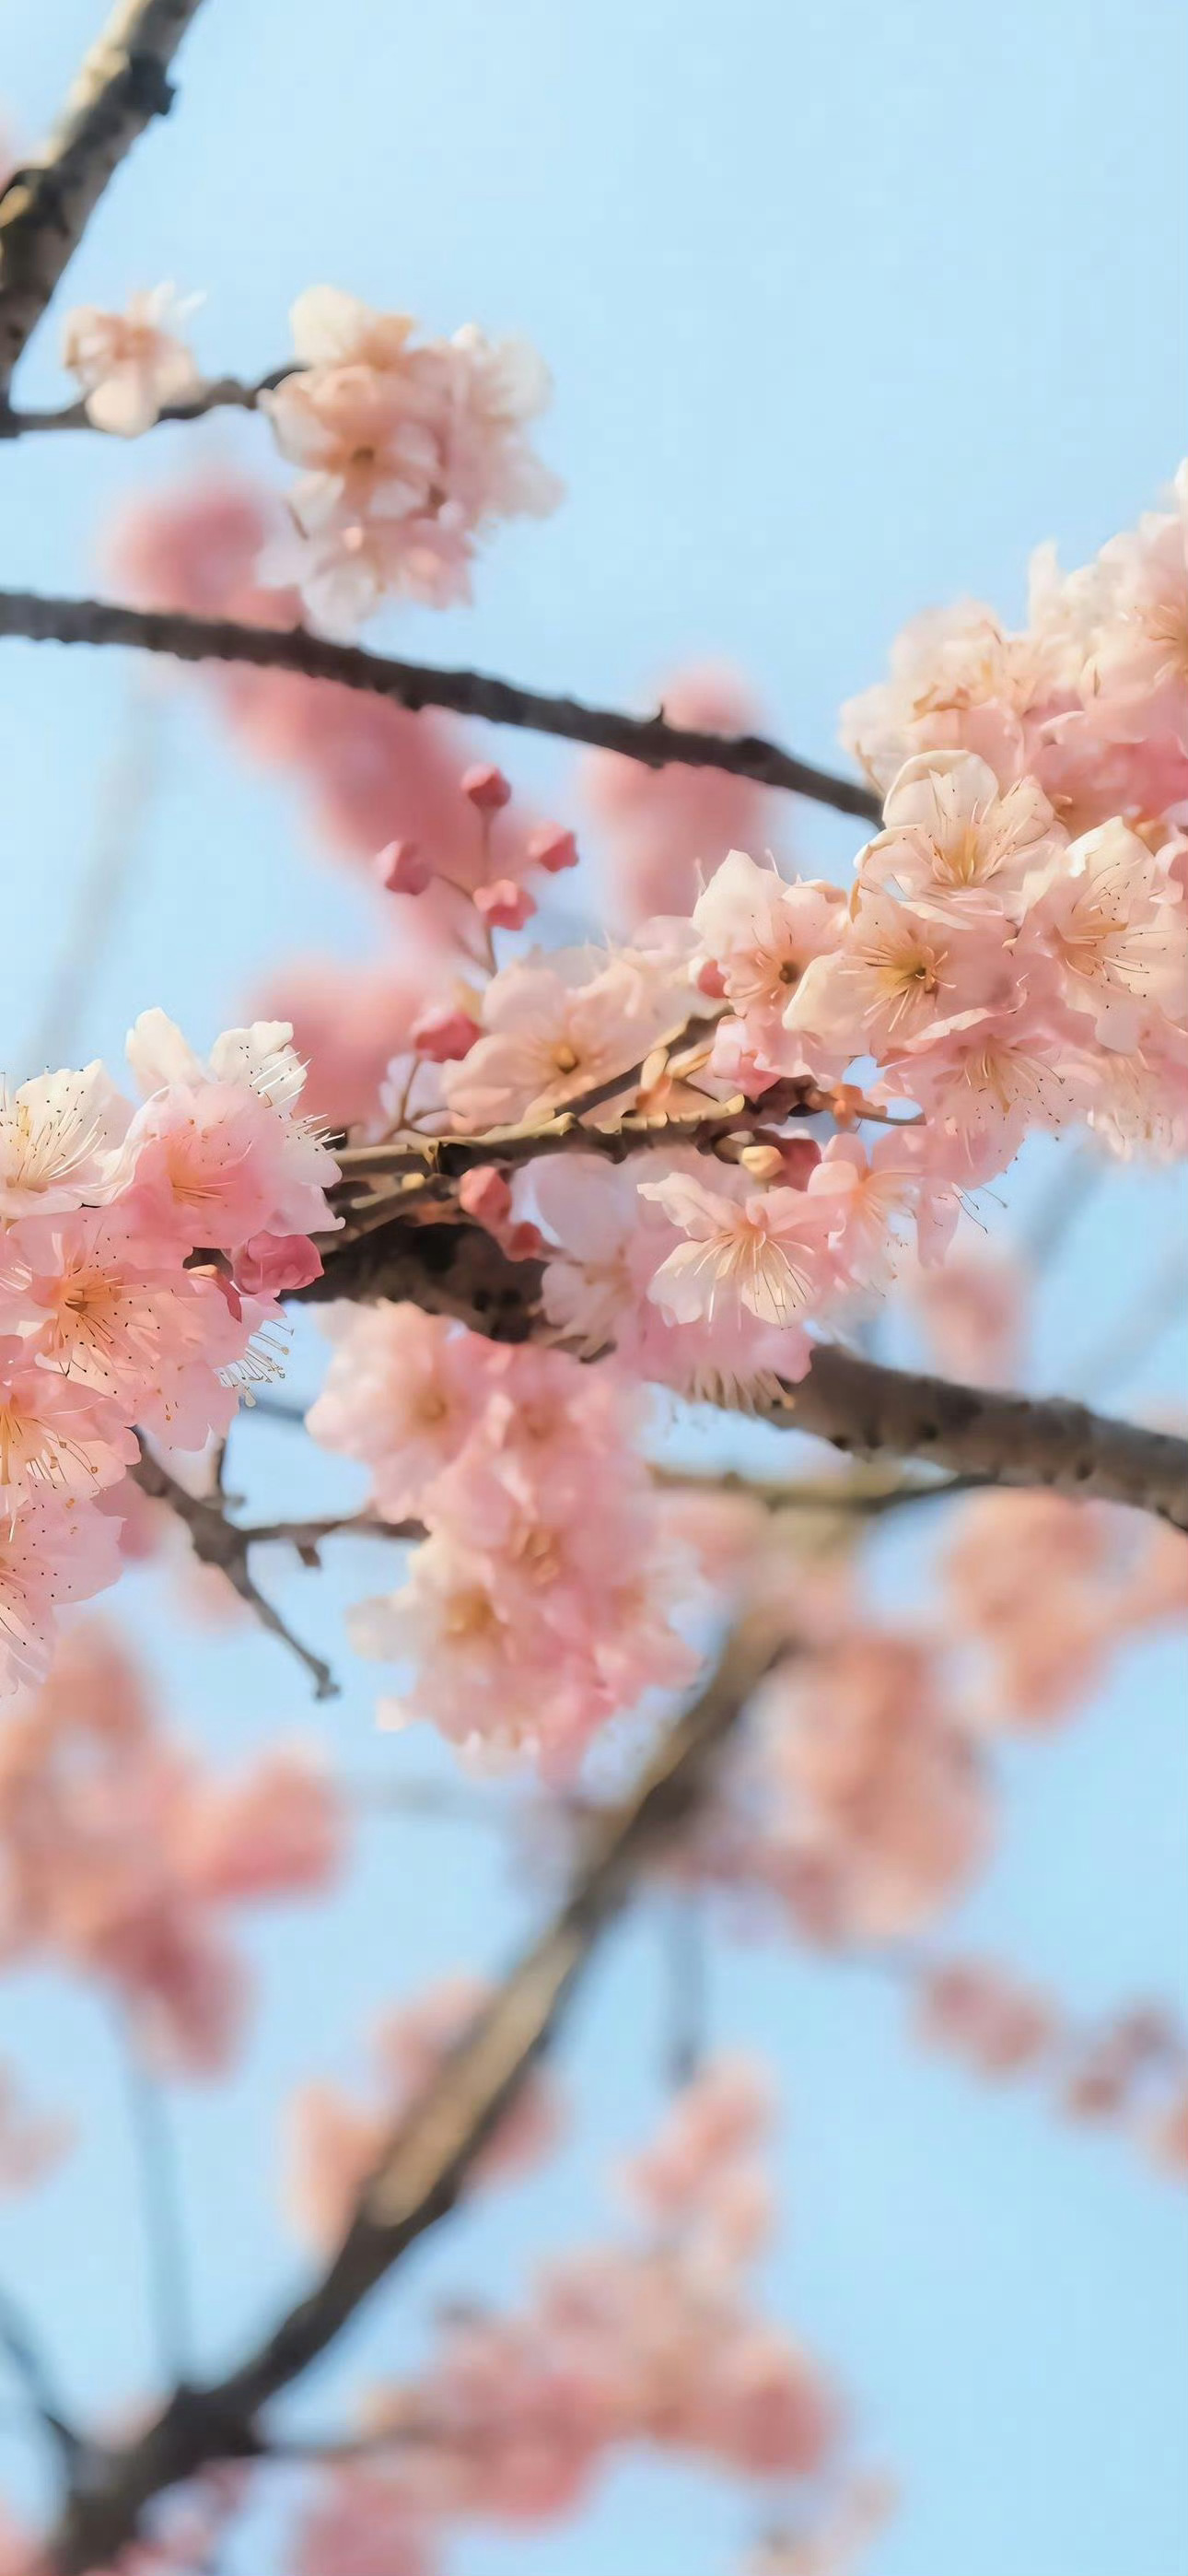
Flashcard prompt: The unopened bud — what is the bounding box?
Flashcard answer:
[458,1165,514,1228]
[375,838,432,896]
[461,762,513,813]
[527,822,578,873]
[412,1003,481,1062]
[473,878,536,930]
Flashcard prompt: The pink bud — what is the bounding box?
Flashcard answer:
[461,763,513,813]
[527,822,578,874]
[234,1233,324,1296]
[458,1165,514,1228]
[375,838,432,896]
[473,879,536,930]
[412,1003,482,1062]
[694,957,728,999]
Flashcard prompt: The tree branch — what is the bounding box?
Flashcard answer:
[0,0,209,387]
[0,590,882,823]
[0,2282,78,2466]
[294,1210,1188,1530]
[46,1613,786,2576]
[0,367,292,439]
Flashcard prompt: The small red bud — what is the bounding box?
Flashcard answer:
[527,822,578,873]
[461,762,513,813]
[375,838,432,896]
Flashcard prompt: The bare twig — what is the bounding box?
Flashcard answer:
[46,1614,786,2576]
[128,1450,407,1698]
[118,2025,193,2385]
[651,1464,989,1516]
[662,1896,708,2090]
[0,0,209,387]
[0,2282,78,2465]
[23,685,159,1075]
[0,590,882,825]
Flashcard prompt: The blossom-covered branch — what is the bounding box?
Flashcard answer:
[0,366,291,439]
[0,0,208,386]
[297,1214,1188,1530]
[46,1613,786,2576]
[0,589,882,821]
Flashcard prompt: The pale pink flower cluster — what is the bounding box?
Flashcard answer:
[842,466,1188,831]
[61,286,201,435]
[260,287,562,633]
[309,1305,698,1770]
[0,1015,338,1693]
[0,1619,342,2071]
[289,2061,842,2574]
[914,1960,1188,2182]
[286,1973,558,2248]
[688,758,1188,1187]
[939,1488,1188,1730]
[740,1629,992,1942]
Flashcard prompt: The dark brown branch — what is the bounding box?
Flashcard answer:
[0,590,882,824]
[0,0,209,386]
[129,1450,380,1698]
[46,1614,785,2576]
[296,1209,1188,1530]
[0,366,293,439]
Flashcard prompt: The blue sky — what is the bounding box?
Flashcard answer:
[0,3,1186,2572]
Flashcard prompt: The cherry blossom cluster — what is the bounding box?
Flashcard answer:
[68,284,560,631]
[0,1618,342,2073]
[309,1305,700,1770]
[258,287,562,632]
[0,1013,339,1696]
[913,1959,1188,2181]
[285,2057,853,2576]
[678,1479,1185,1947]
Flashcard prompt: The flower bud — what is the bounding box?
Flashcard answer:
[474,879,536,930]
[461,763,513,813]
[375,838,432,896]
[412,1004,481,1062]
[527,822,578,873]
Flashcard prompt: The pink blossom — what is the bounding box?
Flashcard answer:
[1022,816,1188,1048]
[308,1304,490,1519]
[260,288,560,633]
[61,286,201,435]
[0,1061,130,1218]
[248,956,447,1130]
[914,1959,1056,2077]
[859,750,1064,919]
[441,944,691,1130]
[0,1497,123,1697]
[692,850,846,1080]
[639,1167,834,1334]
[0,1336,139,1503]
[749,1633,991,1939]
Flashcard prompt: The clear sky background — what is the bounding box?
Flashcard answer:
[0,4,1186,2572]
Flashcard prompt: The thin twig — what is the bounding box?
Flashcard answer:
[0,590,882,824]
[130,1450,352,1699]
[23,685,159,1075]
[47,1613,787,2576]
[650,1465,989,1516]
[119,2027,193,2386]
[0,2283,78,2464]
[662,1896,707,2090]
[0,0,210,385]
